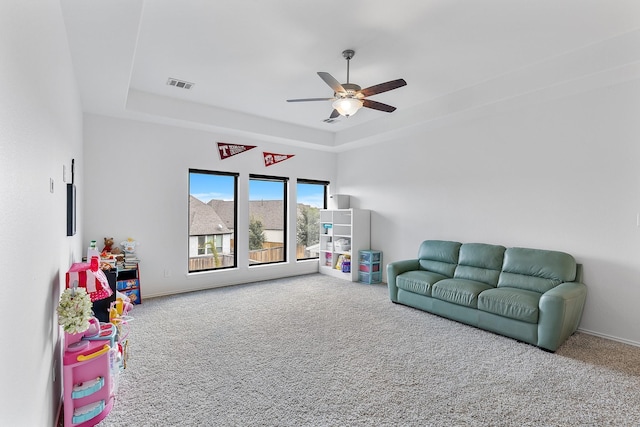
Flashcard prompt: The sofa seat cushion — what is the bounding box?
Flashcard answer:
[396,270,448,296]
[478,287,541,323]
[432,279,493,308]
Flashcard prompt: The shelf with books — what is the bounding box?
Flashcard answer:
[116,263,141,304]
[318,209,370,281]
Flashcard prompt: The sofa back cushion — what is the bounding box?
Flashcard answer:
[418,240,461,278]
[498,247,577,293]
[453,243,506,286]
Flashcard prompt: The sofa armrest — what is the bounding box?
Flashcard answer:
[386,259,420,302]
[537,281,587,351]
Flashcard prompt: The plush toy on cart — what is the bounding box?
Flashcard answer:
[120,237,139,255]
[102,237,121,255]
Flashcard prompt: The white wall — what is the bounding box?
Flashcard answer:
[0,1,84,425]
[83,114,336,297]
[84,79,640,347]
[337,78,640,346]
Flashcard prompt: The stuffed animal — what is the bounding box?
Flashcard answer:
[102,237,115,253]
[121,238,138,254]
[102,237,122,254]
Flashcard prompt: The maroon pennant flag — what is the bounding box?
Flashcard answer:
[217,142,257,160]
[263,151,295,167]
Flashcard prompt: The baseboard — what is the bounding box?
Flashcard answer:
[150,270,320,299]
[577,327,640,348]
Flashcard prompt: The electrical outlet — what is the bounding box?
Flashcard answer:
[50,178,54,193]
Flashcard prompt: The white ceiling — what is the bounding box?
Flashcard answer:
[60,0,640,150]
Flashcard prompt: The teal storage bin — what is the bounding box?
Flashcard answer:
[359,250,382,284]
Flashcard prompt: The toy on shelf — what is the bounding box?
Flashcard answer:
[109,292,133,323]
[120,237,139,255]
[87,241,100,264]
[115,239,142,303]
[102,237,121,255]
[335,254,351,271]
[97,237,123,270]
[109,291,134,370]
[66,261,113,303]
[83,322,117,349]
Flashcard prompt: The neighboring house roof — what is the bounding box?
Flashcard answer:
[207,199,235,230]
[248,200,284,230]
[208,199,285,231]
[189,195,232,236]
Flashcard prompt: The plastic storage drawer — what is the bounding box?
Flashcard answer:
[359,271,382,284]
[359,251,381,263]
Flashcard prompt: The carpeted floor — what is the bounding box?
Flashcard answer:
[99,274,640,426]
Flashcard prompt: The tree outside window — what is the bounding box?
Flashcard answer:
[249,216,266,250]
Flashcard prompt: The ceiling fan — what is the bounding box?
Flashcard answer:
[287,49,407,120]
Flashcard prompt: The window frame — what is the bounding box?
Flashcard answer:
[188,169,238,273]
[197,235,223,255]
[248,174,289,266]
[296,179,329,261]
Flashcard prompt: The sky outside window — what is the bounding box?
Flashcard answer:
[190,172,235,202]
[190,173,323,204]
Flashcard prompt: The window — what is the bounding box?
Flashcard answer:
[197,235,222,255]
[296,179,328,260]
[249,175,287,265]
[188,170,237,272]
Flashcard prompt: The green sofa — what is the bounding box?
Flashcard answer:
[387,240,587,351]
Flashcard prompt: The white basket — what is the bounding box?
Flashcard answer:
[334,239,351,252]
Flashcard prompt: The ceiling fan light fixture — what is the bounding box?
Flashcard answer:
[332,97,363,117]
[287,49,406,121]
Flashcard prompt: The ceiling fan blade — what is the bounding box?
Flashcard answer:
[359,79,407,97]
[286,97,334,102]
[363,99,397,113]
[329,109,340,119]
[318,72,346,93]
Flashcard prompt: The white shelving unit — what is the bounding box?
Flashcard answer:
[319,208,370,281]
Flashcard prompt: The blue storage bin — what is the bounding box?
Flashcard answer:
[358,250,382,284]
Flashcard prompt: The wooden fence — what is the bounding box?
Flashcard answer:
[189,245,312,270]
[248,246,284,264]
[188,254,234,271]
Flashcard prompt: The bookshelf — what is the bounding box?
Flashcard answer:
[318,209,370,281]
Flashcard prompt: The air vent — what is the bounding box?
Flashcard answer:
[167,78,194,90]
